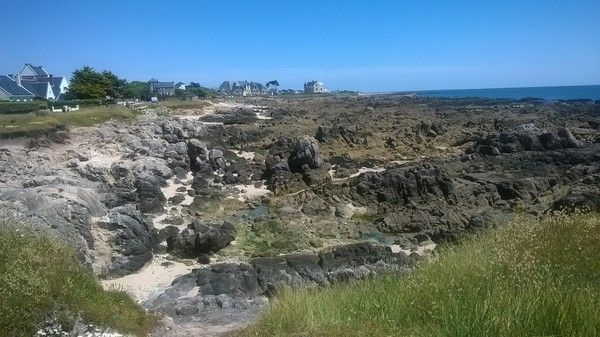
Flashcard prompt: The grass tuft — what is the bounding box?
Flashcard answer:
[242,212,600,337]
[0,227,156,336]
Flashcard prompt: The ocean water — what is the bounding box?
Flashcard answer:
[401,85,600,101]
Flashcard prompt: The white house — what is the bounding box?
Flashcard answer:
[11,64,70,100]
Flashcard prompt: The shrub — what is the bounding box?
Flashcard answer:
[0,101,46,114]
[48,99,104,108]
[0,226,155,336]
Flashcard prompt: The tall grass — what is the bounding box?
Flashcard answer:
[243,213,600,337]
[0,227,155,336]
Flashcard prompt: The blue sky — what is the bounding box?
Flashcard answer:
[1,0,599,91]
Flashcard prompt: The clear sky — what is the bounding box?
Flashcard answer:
[1,0,599,91]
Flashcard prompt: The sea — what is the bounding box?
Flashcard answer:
[395,85,600,101]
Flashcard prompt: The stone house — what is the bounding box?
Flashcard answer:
[148,79,176,97]
[304,80,327,94]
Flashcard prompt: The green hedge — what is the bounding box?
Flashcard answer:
[0,101,46,115]
[48,99,103,108]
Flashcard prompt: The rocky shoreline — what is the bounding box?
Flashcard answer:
[1,96,599,336]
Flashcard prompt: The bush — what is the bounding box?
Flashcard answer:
[243,213,600,337]
[48,99,104,108]
[0,101,46,114]
[0,226,155,336]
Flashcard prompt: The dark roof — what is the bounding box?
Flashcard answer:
[21,81,50,98]
[26,76,64,97]
[25,63,48,76]
[219,81,235,91]
[153,81,174,89]
[0,75,34,97]
[50,77,64,99]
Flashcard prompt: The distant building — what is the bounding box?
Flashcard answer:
[304,80,327,94]
[219,81,264,96]
[148,78,176,97]
[0,75,34,101]
[7,64,70,100]
[175,82,186,90]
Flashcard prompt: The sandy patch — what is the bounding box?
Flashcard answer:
[230,183,271,202]
[101,254,195,302]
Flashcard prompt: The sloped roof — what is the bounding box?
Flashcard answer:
[153,81,174,89]
[0,75,34,97]
[20,76,65,99]
[25,63,48,76]
[21,81,50,98]
[50,77,64,98]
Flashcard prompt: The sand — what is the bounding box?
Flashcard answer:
[101,254,195,302]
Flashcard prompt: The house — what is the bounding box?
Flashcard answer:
[219,81,264,96]
[21,81,55,101]
[304,80,327,94]
[0,75,35,101]
[175,82,186,90]
[13,64,69,100]
[148,79,176,97]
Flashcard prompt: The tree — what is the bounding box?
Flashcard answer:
[66,66,127,100]
[188,82,201,88]
[102,71,126,99]
[175,89,187,99]
[266,80,280,88]
[123,81,148,100]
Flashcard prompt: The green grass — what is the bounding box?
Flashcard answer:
[0,105,139,138]
[242,212,600,337]
[0,227,156,336]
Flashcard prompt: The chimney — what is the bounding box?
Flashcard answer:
[16,75,21,87]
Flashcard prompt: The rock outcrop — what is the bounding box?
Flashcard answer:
[166,220,236,258]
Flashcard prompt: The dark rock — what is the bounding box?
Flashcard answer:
[289,136,324,172]
[97,206,156,277]
[478,145,500,156]
[187,139,209,172]
[198,254,211,264]
[166,220,236,258]
[558,127,582,148]
[134,173,166,213]
[209,149,226,171]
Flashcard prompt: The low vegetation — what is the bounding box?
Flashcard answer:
[0,226,155,336]
[155,98,212,111]
[0,105,139,138]
[243,212,600,337]
[0,101,47,115]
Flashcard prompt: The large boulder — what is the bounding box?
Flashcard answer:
[289,136,324,172]
[166,220,236,258]
[187,139,209,172]
[94,206,157,277]
[134,173,166,213]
